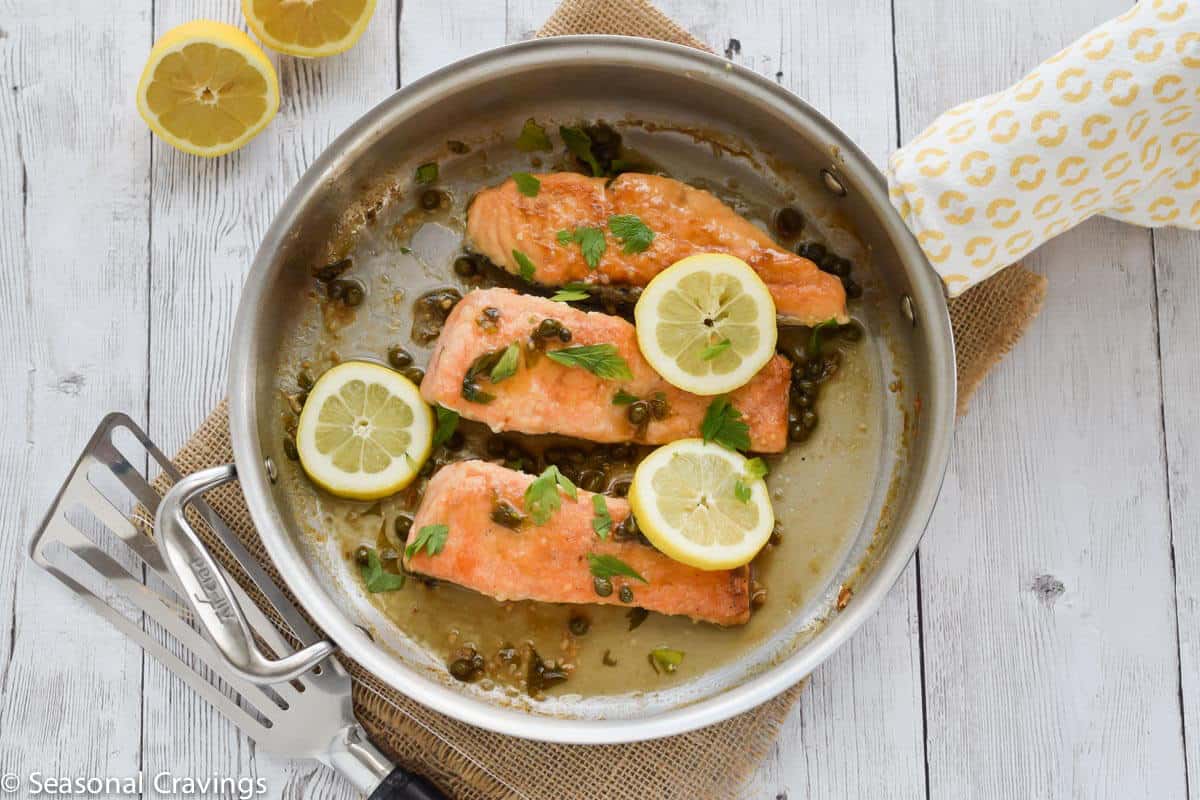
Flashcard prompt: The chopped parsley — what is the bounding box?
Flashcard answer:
[559,125,603,176]
[490,342,521,384]
[358,547,406,593]
[587,553,647,583]
[524,465,578,525]
[550,283,591,303]
[414,162,438,184]
[649,647,684,674]
[734,457,769,503]
[612,389,639,405]
[404,524,449,560]
[512,248,537,281]
[515,118,552,152]
[700,396,751,451]
[546,344,634,381]
[590,495,613,539]
[557,226,607,269]
[511,171,541,197]
[700,338,732,361]
[608,214,655,254]
[807,318,839,358]
[431,405,460,448]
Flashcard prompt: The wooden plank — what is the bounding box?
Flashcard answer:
[1153,227,1200,800]
[143,3,397,796]
[399,0,507,84]
[896,1,1189,796]
[0,0,150,787]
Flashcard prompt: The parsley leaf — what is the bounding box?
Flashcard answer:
[591,495,612,539]
[490,342,521,383]
[512,171,540,197]
[524,465,578,525]
[608,214,654,254]
[700,338,732,361]
[558,226,607,269]
[649,647,684,674]
[733,458,769,504]
[612,389,639,405]
[359,547,406,593]
[556,229,573,245]
[560,125,603,176]
[431,405,460,448]
[404,524,449,559]
[415,162,439,184]
[516,118,552,152]
[546,344,634,381]
[807,318,839,358]
[551,286,591,303]
[512,249,537,282]
[587,553,648,583]
[700,397,751,451]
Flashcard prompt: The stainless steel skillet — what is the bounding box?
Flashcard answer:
[156,35,956,745]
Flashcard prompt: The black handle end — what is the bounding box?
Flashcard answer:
[368,765,449,800]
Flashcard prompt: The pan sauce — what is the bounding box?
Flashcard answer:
[273,123,883,698]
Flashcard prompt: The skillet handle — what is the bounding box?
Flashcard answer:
[154,463,335,684]
[368,766,448,800]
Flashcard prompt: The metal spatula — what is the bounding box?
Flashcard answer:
[29,413,447,800]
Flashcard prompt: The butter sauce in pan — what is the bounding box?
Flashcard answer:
[274,122,881,699]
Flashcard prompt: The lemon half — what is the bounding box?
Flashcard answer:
[628,439,775,570]
[634,253,778,396]
[295,361,433,500]
[242,0,378,58]
[136,20,279,157]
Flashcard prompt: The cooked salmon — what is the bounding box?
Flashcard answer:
[420,288,790,452]
[405,460,751,625]
[467,171,848,325]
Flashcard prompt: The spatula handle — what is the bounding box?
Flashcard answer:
[368,766,448,800]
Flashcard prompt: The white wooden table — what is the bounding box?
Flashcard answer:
[1,1,1196,797]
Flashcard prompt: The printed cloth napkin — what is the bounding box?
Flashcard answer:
[889,0,1200,295]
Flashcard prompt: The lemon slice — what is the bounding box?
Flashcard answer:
[136,21,280,158]
[295,361,433,500]
[242,0,378,58]
[628,439,774,570]
[634,253,778,396]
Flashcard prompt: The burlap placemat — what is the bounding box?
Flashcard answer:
[141,3,1047,798]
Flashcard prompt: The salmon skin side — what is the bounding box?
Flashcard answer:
[466,171,848,326]
[404,460,751,626]
[420,288,790,452]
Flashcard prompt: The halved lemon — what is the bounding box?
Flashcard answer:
[628,439,774,570]
[295,361,433,500]
[136,21,280,158]
[634,253,777,396]
[242,0,378,58]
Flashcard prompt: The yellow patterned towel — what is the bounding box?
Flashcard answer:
[888,0,1199,296]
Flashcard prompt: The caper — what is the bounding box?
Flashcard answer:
[557,328,572,342]
[611,478,632,498]
[453,255,479,277]
[627,401,650,426]
[788,343,810,366]
[619,585,634,604]
[297,370,315,391]
[769,523,783,546]
[806,359,824,379]
[842,322,863,341]
[797,242,826,263]
[649,394,669,420]
[447,140,469,154]
[789,421,812,442]
[449,658,478,682]
[750,582,768,610]
[342,281,365,306]
[491,500,525,530]
[387,345,413,369]
[801,410,818,429]
[793,390,813,409]
[579,470,606,492]
[535,318,561,339]
[394,514,413,538]
[593,576,613,597]
[843,278,863,299]
[282,436,300,461]
[354,546,371,566]
[795,378,816,394]
[568,614,591,636]
[773,207,804,238]
[401,366,425,384]
[313,258,352,282]
[830,257,852,278]
[610,443,633,462]
[420,189,446,210]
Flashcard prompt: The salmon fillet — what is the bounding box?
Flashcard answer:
[467,171,848,326]
[405,460,751,625]
[420,288,790,452]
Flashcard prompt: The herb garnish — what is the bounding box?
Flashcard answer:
[700,338,732,361]
[516,118,552,152]
[490,342,521,384]
[608,214,655,254]
[587,553,648,583]
[359,547,406,593]
[431,405,460,448]
[560,125,603,176]
[512,249,537,281]
[700,397,751,451]
[734,457,769,503]
[461,349,508,403]
[512,171,541,197]
[649,647,685,674]
[557,226,606,269]
[546,344,634,380]
[404,524,449,559]
[415,162,438,184]
[612,389,639,405]
[524,465,578,525]
[550,282,591,303]
[591,495,612,539]
[807,318,839,359]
